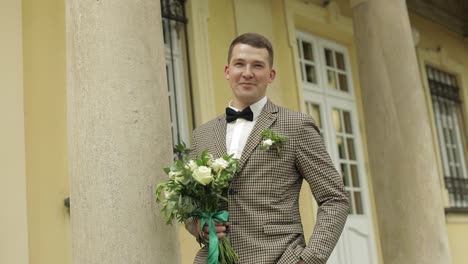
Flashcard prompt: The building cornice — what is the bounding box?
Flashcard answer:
[407,0,468,36]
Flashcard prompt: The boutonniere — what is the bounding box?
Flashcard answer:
[259,129,287,157]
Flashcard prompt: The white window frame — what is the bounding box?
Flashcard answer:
[164,19,190,146]
[296,30,378,264]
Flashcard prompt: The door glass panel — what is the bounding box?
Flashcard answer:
[343,111,352,133]
[337,136,346,159]
[328,70,337,89]
[347,138,356,161]
[305,101,324,139]
[347,191,354,214]
[354,191,364,214]
[350,164,360,187]
[311,104,322,128]
[333,109,342,133]
[341,163,350,187]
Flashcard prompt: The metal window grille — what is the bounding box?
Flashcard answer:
[427,65,468,208]
[161,0,194,146]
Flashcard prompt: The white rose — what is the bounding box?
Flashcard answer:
[188,160,198,171]
[192,166,213,185]
[262,139,274,148]
[211,157,229,172]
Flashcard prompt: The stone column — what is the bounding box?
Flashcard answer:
[66,1,180,263]
[351,0,451,263]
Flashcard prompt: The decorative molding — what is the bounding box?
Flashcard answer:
[292,0,354,36]
[284,0,307,114]
[188,0,216,125]
[407,0,468,36]
[419,46,464,72]
[325,1,340,25]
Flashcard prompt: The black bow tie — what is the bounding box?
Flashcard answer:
[226,106,254,123]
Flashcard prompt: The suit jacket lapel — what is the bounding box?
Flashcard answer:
[212,115,227,158]
[238,100,278,170]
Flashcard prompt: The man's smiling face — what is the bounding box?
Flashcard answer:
[224,43,276,109]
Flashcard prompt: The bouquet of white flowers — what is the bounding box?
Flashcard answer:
[156,143,239,264]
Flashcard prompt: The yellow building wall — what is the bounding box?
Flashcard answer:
[22,0,71,263]
[410,13,468,264]
[0,1,30,263]
[446,215,468,264]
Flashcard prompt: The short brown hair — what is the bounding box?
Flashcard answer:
[227,33,274,67]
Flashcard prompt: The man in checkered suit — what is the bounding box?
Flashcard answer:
[186,33,349,264]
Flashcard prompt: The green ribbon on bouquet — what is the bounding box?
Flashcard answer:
[191,210,229,264]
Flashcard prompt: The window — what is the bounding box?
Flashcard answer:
[427,66,468,208]
[161,0,193,146]
[297,34,354,98]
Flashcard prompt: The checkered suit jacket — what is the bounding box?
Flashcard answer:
[187,100,349,264]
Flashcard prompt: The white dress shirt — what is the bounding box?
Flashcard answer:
[226,97,267,159]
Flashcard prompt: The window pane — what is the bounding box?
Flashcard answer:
[305,64,317,83]
[302,41,314,61]
[335,52,346,70]
[347,191,354,214]
[328,70,337,89]
[325,48,334,67]
[350,164,360,187]
[354,191,364,214]
[338,73,348,92]
[341,163,350,187]
[443,128,449,144]
[343,111,352,134]
[347,138,356,161]
[333,109,342,133]
[311,104,322,128]
[337,136,346,159]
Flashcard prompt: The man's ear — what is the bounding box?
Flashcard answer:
[224,65,230,80]
[269,69,276,83]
